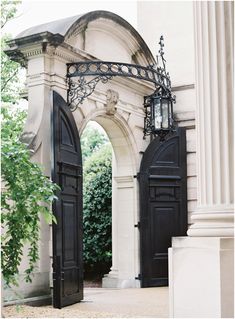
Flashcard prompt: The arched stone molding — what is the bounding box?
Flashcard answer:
[79,109,139,170]
[72,83,151,169]
[65,17,152,65]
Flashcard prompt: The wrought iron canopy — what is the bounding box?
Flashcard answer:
[66,35,176,141]
[67,60,172,111]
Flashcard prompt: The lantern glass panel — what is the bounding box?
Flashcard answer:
[162,98,169,129]
[154,97,162,129]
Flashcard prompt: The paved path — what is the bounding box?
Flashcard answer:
[4,287,169,318]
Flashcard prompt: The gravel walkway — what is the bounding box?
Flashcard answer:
[3,287,169,318]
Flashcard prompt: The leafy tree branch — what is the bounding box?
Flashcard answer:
[1,107,59,286]
[1,0,21,29]
[1,0,59,287]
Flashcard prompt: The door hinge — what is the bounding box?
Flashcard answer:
[135,274,142,280]
[133,172,140,179]
[134,221,140,229]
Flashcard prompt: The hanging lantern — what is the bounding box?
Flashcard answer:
[144,90,175,141]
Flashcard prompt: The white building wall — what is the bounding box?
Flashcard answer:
[137,1,195,86]
[137,1,197,225]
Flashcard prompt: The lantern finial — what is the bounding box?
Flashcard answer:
[144,36,176,141]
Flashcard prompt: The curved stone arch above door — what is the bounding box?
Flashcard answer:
[79,110,138,172]
[64,12,154,65]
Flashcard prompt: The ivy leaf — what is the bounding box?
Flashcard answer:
[41,207,57,225]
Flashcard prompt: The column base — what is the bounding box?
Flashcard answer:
[102,270,140,288]
[187,207,234,237]
[169,236,234,318]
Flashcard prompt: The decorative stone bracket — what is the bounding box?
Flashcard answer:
[105,89,119,115]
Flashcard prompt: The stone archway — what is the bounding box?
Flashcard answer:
[5,10,154,299]
[80,109,139,288]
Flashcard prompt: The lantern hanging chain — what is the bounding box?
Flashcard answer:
[157,35,166,73]
[156,36,176,103]
[156,36,170,91]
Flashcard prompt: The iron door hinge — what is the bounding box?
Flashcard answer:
[134,221,140,229]
[135,274,142,281]
[133,172,140,180]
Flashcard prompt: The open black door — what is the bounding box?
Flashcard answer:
[52,91,83,308]
[139,128,187,287]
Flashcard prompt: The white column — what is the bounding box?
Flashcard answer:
[169,2,234,317]
[188,1,234,237]
[102,153,119,287]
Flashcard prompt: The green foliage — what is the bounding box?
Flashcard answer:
[1,34,22,103]
[1,107,59,287]
[0,0,57,287]
[83,143,112,274]
[1,0,21,28]
[81,123,109,162]
[1,0,22,103]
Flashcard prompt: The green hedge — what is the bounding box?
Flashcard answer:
[83,144,112,275]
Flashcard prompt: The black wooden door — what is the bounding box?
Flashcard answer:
[52,91,83,308]
[139,128,187,287]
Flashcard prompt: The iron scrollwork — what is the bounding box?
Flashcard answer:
[143,95,154,138]
[66,36,175,142]
[66,60,172,111]
[67,74,112,111]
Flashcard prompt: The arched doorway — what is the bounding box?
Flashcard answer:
[80,107,140,289]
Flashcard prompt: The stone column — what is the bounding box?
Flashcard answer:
[188,1,234,237]
[169,2,234,317]
[102,154,119,287]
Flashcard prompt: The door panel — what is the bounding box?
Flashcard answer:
[52,91,83,308]
[139,128,187,287]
